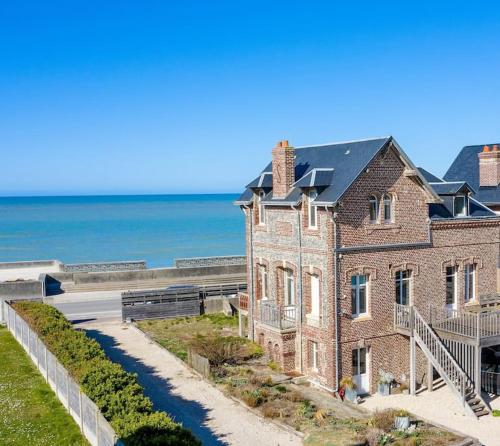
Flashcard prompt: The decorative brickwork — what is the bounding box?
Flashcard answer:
[241,139,500,395]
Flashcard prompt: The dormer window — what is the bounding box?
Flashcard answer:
[308,190,318,228]
[453,195,468,217]
[369,196,378,223]
[258,191,266,225]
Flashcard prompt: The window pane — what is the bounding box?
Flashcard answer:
[369,197,378,221]
[359,287,366,314]
[446,268,455,305]
[359,348,367,374]
[352,349,358,374]
[401,280,409,306]
[351,287,357,315]
[454,196,466,216]
[384,196,391,221]
[359,275,367,285]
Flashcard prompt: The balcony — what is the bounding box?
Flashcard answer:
[260,300,297,331]
[394,303,500,347]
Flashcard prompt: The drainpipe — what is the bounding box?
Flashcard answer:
[243,205,255,341]
[293,205,304,374]
[332,208,341,391]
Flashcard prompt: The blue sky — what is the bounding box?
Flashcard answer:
[1,1,500,196]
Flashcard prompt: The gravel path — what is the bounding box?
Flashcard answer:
[79,320,302,446]
[362,385,500,446]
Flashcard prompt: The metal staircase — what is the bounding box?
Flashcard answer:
[411,307,489,418]
[395,304,490,418]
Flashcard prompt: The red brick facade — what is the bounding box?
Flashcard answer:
[243,141,500,394]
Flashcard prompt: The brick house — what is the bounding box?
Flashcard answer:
[235,136,500,418]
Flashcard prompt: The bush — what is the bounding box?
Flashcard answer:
[188,334,262,367]
[369,409,398,432]
[241,389,265,407]
[12,302,200,446]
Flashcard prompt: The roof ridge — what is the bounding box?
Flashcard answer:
[295,136,391,149]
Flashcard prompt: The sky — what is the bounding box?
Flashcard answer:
[1,1,500,196]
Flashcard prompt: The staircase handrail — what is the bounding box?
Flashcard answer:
[412,307,471,408]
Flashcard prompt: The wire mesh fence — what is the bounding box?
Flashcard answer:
[2,301,119,446]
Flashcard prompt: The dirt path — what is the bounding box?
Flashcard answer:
[78,320,302,446]
[363,385,499,446]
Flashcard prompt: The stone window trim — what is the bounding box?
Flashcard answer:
[389,263,420,278]
[367,192,397,225]
[344,266,378,284]
[440,257,483,273]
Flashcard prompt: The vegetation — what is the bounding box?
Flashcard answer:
[0,325,87,446]
[138,314,462,446]
[12,301,200,446]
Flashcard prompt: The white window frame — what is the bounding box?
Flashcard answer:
[453,194,468,217]
[284,269,295,306]
[395,270,411,306]
[260,266,268,300]
[383,194,393,223]
[257,191,266,225]
[465,263,476,302]
[311,341,319,372]
[369,196,379,223]
[351,274,368,317]
[308,190,318,229]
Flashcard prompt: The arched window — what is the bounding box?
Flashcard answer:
[258,191,266,225]
[383,194,392,222]
[369,195,378,223]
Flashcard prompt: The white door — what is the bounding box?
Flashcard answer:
[352,347,369,395]
[311,275,320,319]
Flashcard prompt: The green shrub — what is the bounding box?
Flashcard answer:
[493,409,500,417]
[12,302,200,446]
[188,334,262,367]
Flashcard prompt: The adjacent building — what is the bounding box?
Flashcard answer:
[236,136,500,417]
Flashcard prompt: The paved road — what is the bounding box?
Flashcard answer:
[79,320,302,446]
[49,291,122,321]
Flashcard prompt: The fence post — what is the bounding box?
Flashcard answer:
[66,373,70,410]
[45,346,49,381]
[95,406,100,446]
[409,306,416,396]
[79,391,84,433]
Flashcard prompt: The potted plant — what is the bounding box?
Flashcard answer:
[340,376,358,403]
[394,409,410,430]
[377,370,394,396]
[399,382,409,395]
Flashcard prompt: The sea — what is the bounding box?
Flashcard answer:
[0,194,245,268]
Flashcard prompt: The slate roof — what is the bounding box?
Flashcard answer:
[428,181,475,196]
[418,167,443,183]
[444,143,500,205]
[429,197,496,220]
[235,136,439,206]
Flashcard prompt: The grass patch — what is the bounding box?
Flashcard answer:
[137,313,242,361]
[139,315,461,446]
[0,326,88,446]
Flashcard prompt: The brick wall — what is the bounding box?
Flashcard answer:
[243,141,500,394]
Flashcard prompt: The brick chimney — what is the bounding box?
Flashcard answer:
[478,144,500,186]
[272,140,295,198]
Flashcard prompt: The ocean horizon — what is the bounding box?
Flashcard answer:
[0,193,245,268]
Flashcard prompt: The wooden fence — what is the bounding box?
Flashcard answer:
[187,349,211,378]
